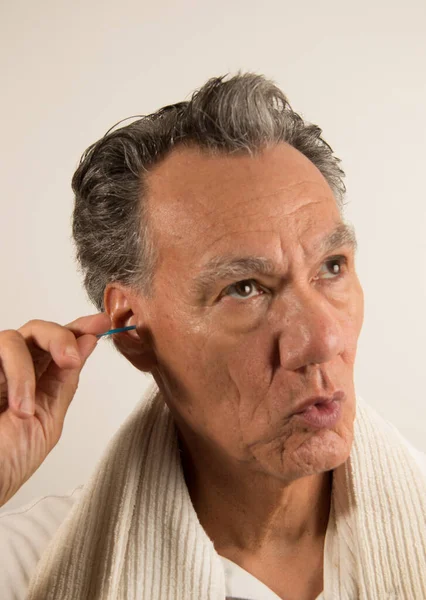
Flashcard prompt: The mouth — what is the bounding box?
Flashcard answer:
[291,391,345,429]
[293,400,342,428]
[292,391,345,414]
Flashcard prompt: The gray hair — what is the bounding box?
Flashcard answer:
[72,71,346,311]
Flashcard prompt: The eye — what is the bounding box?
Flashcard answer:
[318,255,348,279]
[220,256,348,302]
[222,279,265,300]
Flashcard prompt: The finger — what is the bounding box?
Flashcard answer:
[63,312,112,338]
[0,330,37,417]
[0,314,111,420]
[18,319,86,372]
[0,312,109,386]
[74,333,100,365]
[18,312,111,366]
[34,332,100,422]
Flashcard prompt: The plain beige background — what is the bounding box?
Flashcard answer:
[1,0,425,512]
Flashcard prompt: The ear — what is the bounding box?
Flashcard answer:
[103,282,158,373]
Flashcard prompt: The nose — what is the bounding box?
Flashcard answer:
[277,287,345,371]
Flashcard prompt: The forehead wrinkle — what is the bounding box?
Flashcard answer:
[189,181,329,222]
[195,196,329,249]
[190,221,357,302]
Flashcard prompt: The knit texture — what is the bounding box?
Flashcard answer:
[27,384,426,599]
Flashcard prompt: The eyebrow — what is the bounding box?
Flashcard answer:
[190,222,358,302]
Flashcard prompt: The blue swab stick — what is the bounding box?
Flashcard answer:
[96,325,137,338]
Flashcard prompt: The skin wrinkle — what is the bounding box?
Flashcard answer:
[196,173,329,217]
[148,147,326,243]
[192,223,357,304]
[106,142,364,600]
[223,230,350,444]
[227,353,269,452]
[198,228,271,260]
[197,197,322,251]
[201,185,321,223]
[269,332,281,381]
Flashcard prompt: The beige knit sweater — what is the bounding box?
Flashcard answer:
[26,384,426,599]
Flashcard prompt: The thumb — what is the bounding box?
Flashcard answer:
[75,334,99,365]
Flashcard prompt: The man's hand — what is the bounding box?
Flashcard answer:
[0,312,111,507]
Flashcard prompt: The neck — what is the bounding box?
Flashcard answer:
[178,432,333,558]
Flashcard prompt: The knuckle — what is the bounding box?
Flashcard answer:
[0,329,24,345]
[23,318,56,332]
[26,319,44,328]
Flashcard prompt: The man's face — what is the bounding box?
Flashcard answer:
[142,142,364,482]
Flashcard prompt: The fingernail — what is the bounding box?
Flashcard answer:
[19,397,34,416]
[64,347,81,362]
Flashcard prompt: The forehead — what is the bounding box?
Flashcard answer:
[146,143,340,260]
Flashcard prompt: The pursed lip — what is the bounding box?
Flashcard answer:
[291,390,346,415]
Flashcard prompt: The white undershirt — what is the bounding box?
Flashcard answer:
[220,555,325,600]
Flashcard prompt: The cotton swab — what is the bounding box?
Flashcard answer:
[96,325,137,338]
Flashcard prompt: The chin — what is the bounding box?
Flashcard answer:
[288,425,354,478]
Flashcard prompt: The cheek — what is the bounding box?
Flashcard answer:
[227,333,274,393]
[355,282,365,333]
[152,320,244,430]
[225,333,277,432]
[341,282,365,357]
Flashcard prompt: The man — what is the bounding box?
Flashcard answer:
[0,72,425,600]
